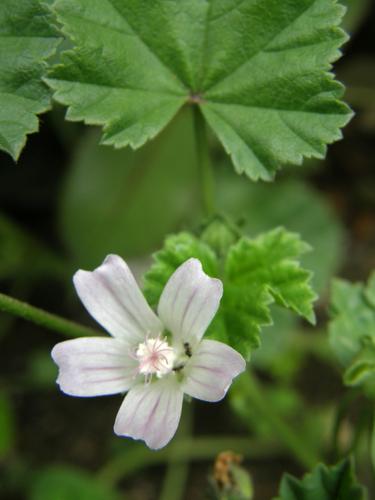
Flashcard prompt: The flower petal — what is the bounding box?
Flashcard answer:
[182,339,246,402]
[157,258,223,344]
[74,254,162,342]
[51,337,137,397]
[114,377,183,450]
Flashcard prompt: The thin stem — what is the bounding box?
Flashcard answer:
[0,292,99,338]
[193,106,215,216]
[330,389,359,461]
[159,404,193,500]
[242,372,319,469]
[98,436,278,487]
[371,409,375,474]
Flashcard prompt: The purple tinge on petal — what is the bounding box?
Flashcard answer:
[182,339,246,402]
[51,337,137,397]
[114,377,183,450]
[157,258,223,344]
[73,255,162,342]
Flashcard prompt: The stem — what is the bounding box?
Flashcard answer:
[0,292,99,338]
[242,372,319,469]
[371,409,375,474]
[98,436,278,487]
[330,389,359,461]
[193,106,215,216]
[159,404,193,500]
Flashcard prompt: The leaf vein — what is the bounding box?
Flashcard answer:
[205,0,319,92]
[105,0,187,91]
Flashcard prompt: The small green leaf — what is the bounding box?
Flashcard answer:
[48,0,352,179]
[329,273,375,394]
[275,457,367,500]
[226,229,316,323]
[0,0,60,159]
[144,228,316,359]
[31,466,119,500]
[217,170,345,294]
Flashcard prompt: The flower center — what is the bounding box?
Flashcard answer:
[136,336,176,379]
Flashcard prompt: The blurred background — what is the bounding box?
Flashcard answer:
[0,1,374,498]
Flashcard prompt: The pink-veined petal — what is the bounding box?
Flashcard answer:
[157,258,223,343]
[114,377,183,450]
[74,255,162,342]
[182,339,246,402]
[51,337,137,397]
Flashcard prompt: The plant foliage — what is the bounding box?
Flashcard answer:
[275,458,367,500]
[48,0,352,180]
[0,0,60,159]
[144,228,316,359]
[329,273,375,395]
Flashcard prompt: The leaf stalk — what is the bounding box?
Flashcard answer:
[193,106,215,216]
[0,292,99,338]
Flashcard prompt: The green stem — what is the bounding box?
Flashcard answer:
[371,409,375,474]
[159,404,193,500]
[98,436,278,487]
[193,106,215,216]
[0,292,99,338]
[243,372,319,469]
[330,389,359,461]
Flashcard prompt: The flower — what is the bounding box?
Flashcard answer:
[51,256,246,449]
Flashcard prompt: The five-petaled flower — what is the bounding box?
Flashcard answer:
[51,256,246,449]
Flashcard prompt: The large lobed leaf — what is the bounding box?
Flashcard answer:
[48,0,352,180]
[0,0,60,160]
[329,273,375,395]
[275,457,366,500]
[144,228,316,360]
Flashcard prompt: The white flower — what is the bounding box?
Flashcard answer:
[51,256,246,450]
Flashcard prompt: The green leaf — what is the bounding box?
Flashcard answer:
[209,229,316,358]
[329,273,375,394]
[0,0,60,160]
[216,170,345,295]
[144,227,316,359]
[31,466,119,500]
[275,457,367,500]
[48,0,352,179]
[60,110,200,266]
